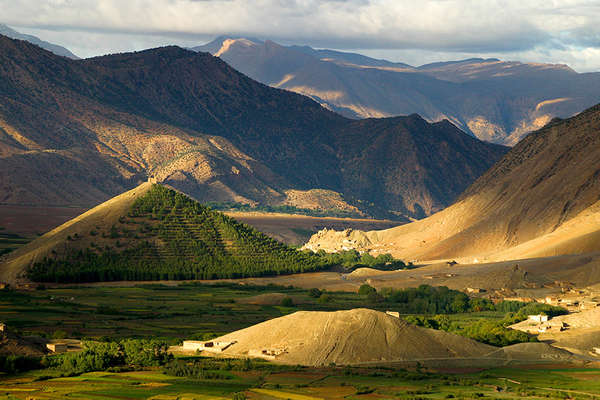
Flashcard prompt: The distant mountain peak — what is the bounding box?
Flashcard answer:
[0,24,79,59]
[215,37,260,57]
[193,35,263,55]
[417,58,500,69]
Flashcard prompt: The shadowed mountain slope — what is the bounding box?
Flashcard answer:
[332,116,506,217]
[196,37,600,145]
[0,34,505,219]
[304,104,600,261]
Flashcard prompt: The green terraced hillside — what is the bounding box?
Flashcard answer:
[2,183,328,283]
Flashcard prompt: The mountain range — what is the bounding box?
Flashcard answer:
[305,103,600,261]
[0,34,506,219]
[195,37,600,145]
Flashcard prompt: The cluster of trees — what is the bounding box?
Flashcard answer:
[28,185,333,283]
[500,301,568,323]
[313,250,410,271]
[206,201,363,219]
[0,354,42,374]
[404,313,536,347]
[46,339,172,375]
[400,298,568,347]
[163,357,254,379]
[353,285,569,347]
[461,320,535,347]
[359,284,494,314]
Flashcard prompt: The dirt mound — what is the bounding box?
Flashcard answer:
[512,308,600,333]
[510,309,600,357]
[493,342,576,362]
[550,330,600,356]
[346,268,393,278]
[548,308,600,329]
[214,308,496,366]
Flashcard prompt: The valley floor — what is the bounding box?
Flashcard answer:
[2,281,600,398]
[3,364,600,399]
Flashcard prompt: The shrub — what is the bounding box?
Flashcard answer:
[280,297,294,307]
[318,293,333,303]
[52,330,68,339]
[358,284,377,296]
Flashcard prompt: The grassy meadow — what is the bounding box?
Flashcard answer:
[2,362,600,399]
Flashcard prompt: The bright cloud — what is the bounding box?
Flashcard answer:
[2,0,600,70]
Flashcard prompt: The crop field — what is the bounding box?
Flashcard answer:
[0,283,528,342]
[0,283,395,340]
[2,362,600,399]
[0,205,85,236]
[0,230,31,257]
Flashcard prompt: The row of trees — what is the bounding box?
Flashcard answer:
[358,284,493,314]
[314,249,409,271]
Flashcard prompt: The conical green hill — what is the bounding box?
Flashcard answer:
[4,184,327,283]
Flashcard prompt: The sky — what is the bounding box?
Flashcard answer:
[2,0,600,71]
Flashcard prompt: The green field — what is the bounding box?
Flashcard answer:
[0,283,378,340]
[0,231,30,257]
[2,362,600,399]
[0,283,531,341]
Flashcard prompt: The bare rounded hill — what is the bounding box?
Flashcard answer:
[216,308,494,366]
[305,104,600,262]
[205,308,577,367]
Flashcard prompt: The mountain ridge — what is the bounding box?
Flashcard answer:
[197,36,600,145]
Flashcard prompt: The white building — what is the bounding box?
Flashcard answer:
[182,340,235,353]
[528,314,549,323]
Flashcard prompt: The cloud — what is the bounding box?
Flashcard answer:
[2,0,600,70]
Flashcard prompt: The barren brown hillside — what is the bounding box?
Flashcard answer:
[0,34,505,220]
[304,104,600,261]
